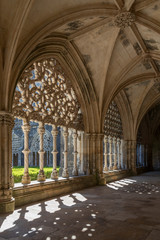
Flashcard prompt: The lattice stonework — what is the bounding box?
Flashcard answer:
[13,58,83,129]
[104,101,123,138]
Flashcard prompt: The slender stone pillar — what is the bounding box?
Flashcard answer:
[145,144,148,167]
[127,140,131,170]
[113,137,118,170]
[22,121,31,184]
[92,134,96,174]
[86,133,91,175]
[51,125,58,179]
[122,140,127,169]
[78,132,81,172]
[109,136,113,170]
[72,129,78,176]
[0,112,15,213]
[37,122,46,181]
[95,133,105,184]
[78,131,84,174]
[117,138,121,169]
[136,144,139,167]
[130,140,137,173]
[62,127,69,178]
[103,135,108,172]
[143,144,146,167]
[35,152,37,166]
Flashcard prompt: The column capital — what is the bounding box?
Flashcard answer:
[104,135,108,143]
[38,126,45,134]
[73,132,78,139]
[63,126,68,134]
[22,124,30,132]
[51,125,58,136]
[78,132,81,141]
[112,136,117,142]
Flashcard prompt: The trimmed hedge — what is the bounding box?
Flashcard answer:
[12,167,59,183]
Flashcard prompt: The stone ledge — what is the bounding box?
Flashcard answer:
[13,175,97,207]
[103,170,131,183]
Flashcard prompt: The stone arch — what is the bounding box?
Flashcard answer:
[102,90,134,140]
[12,57,84,129]
[136,91,160,137]
[10,39,99,132]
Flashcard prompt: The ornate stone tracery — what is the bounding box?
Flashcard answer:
[12,58,83,129]
[104,100,123,138]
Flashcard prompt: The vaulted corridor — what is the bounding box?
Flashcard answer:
[1,171,160,240]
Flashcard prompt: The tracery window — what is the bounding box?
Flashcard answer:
[12,58,84,184]
[103,101,123,172]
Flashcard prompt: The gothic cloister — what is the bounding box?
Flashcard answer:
[1,0,160,239]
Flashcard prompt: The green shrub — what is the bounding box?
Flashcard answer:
[12,167,59,183]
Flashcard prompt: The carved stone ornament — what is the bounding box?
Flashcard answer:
[114,11,135,29]
[104,100,123,138]
[12,58,83,128]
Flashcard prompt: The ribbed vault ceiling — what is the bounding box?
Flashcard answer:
[1,0,160,132]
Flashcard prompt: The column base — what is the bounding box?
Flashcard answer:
[98,174,106,186]
[0,197,15,213]
[113,165,118,170]
[22,174,31,184]
[37,170,46,182]
[51,170,58,179]
[62,169,69,178]
[103,167,108,172]
[72,168,78,176]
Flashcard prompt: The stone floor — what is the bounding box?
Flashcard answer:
[0,171,160,240]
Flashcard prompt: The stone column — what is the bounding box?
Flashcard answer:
[130,140,137,174]
[72,129,78,176]
[145,144,148,167]
[103,135,108,172]
[127,140,131,170]
[51,125,58,179]
[37,122,46,181]
[109,136,113,170]
[0,112,15,213]
[113,137,118,170]
[117,138,121,169]
[136,144,139,167]
[86,133,91,175]
[96,133,104,175]
[78,131,84,174]
[21,121,31,184]
[62,127,69,178]
[35,152,37,166]
[92,134,96,174]
[139,144,142,166]
[122,140,127,169]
